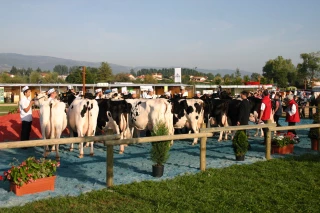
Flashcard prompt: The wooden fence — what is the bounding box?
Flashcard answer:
[1,121,320,187]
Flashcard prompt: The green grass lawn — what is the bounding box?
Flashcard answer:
[1,154,320,213]
[0,106,18,116]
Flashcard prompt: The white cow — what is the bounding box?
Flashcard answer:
[125,99,174,140]
[34,92,67,160]
[67,98,99,158]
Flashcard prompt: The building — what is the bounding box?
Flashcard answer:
[190,76,207,82]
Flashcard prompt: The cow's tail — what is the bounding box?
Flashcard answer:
[49,101,55,139]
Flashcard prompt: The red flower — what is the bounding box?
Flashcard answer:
[0,175,3,181]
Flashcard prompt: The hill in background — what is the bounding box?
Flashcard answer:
[0,53,253,76]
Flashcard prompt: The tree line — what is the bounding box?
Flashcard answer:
[1,51,319,88]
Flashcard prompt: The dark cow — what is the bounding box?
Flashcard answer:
[171,97,204,145]
[96,99,132,154]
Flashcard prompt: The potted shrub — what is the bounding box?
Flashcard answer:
[150,121,171,177]
[308,112,320,151]
[308,127,319,151]
[271,133,295,154]
[232,130,249,161]
[0,157,59,196]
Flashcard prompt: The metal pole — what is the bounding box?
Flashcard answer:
[82,66,86,98]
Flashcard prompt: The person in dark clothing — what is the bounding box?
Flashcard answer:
[309,92,316,119]
[237,91,250,126]
[273,93,282,127]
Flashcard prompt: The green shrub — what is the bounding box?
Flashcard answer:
[232,131,249,156]
[150,121,171,166]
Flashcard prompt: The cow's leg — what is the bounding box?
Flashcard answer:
[44,145,50,158]
[119,132,125,154]
[222,114,229,140]
[191,124,199,146]
[89,142,94,156]
[254,128,259,137]
[55,144,60,161]
[69,130,74,152]
[218,130,223,142]
[260,128,264,137]
[79,142,84,158]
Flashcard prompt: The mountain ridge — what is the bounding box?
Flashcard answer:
[0,53,253,76]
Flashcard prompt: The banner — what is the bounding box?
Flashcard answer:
[0,87,3,103]
[174,68,181,83]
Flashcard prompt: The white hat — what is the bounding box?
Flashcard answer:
[112,88,118,93]
[130,91,136,94]
[180,86,185,90]
[196,91,200,94]
[22,86,30,93]
[67,85,73,90]
[287,94,294,100]
[47,88,55,95]
[148,88,154,92]
[165,92,171,96]
[95,88,102,93]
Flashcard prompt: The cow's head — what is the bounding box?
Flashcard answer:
[34,92,48,107]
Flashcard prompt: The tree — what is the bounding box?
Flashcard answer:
[250,73,261,81]
[97,62,113,82]
[235,68,241,78]
[10,66,18,75]
[130,69,136,77]
[262,56,296,88]
[29,71,42,83]
[223,74,231,85]
[144,74,158,84]
[36,67,42,73]
[114,73,131,82]
[243,75,250,83]
[297,52,320,81]
[53,65,69,75]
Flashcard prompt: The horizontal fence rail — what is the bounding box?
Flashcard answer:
[0,134,121,149]
[1,121,320,187]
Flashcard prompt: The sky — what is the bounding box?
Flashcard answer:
[0,0,319,73]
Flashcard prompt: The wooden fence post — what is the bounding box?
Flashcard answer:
[106,129,114,188]
[318,104,320,152]
[200,123,207,171]
[265,119,272,160]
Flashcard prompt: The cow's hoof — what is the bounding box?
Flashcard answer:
[90,153,94,157]
[69,148,73,152]
[79,154,84,158]
[119,150,124,154]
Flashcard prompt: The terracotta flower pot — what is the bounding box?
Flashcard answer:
[10,176,56,196]
[311,139,319,151]
[271,144,294,154]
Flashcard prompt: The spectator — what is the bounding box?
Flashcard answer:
[145,88,157,99]
[273,93,282,127]
[237,91,250,126]
[285,94,300,140]
[19,86,35,144]
[95,88,102,99]
[47,88,57,102]
[258,90,272,145]
[194,91,201,99]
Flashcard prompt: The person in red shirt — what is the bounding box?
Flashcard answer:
[285,94,300,140]
[258,90,272,144]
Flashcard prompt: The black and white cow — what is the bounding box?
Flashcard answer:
[171,98,204,145]
[96,99,132,154]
